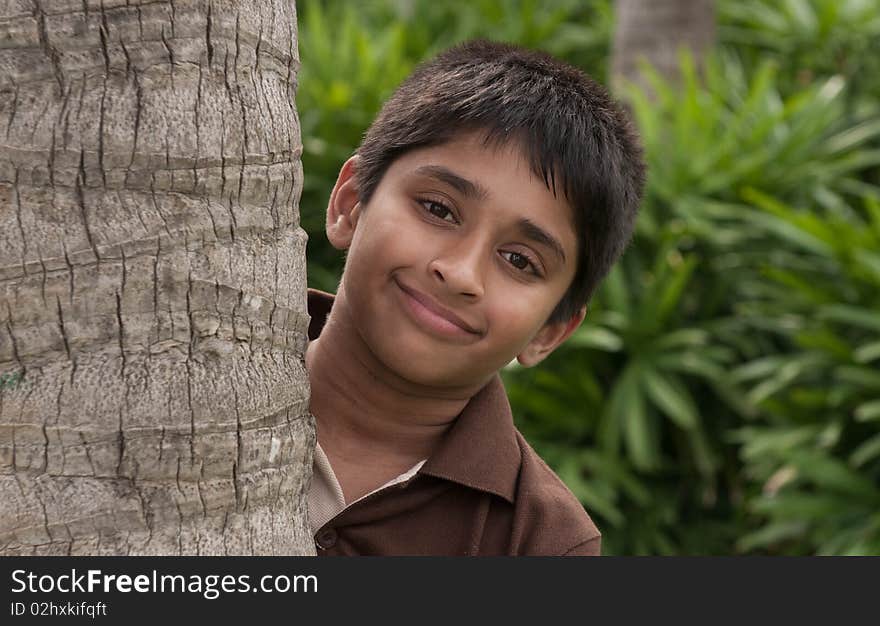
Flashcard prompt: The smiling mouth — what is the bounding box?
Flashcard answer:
[394,279,483,338]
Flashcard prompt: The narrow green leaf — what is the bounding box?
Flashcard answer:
[788,451,880,499]
[794,329,853,361]
[654,255,699,326]
[837,365,880,390]
[747,357,819,404]
[741,189,834,255]
[573,482,625,528]
[601,264,631,317]
[825,119,880,154]
[568,325,623,352]
[854,342,880,364]
[688,424,719,477]
[641,368,698,430]
[736,521,808,553]
[853,250,880,282]
[735,425,822,461]
[731,356,789,382]
[855,400,880,422]
[616,365,657,471]
[851,433,880,468]
[579,451,652,506]
[784,0,818,32]
[555,457,625,527]
[751,493,850,519]
[655,351,725,381]
[866,196,880,235]
[652,329,709,351]
[819,305,880,333]
[711,379,758,419]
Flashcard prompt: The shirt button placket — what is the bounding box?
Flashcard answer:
[316,527,338,551]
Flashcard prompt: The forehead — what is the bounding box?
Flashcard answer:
[382,133,578,243]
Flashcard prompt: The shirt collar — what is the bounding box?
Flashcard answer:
[307,288,520,504]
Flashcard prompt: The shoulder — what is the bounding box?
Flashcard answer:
[508,430,601,556]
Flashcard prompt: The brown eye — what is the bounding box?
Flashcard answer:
[501,251,537,273]
[422,200,455,222]
[508,253,529,269]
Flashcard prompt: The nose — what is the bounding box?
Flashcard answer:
[428,238,486,299]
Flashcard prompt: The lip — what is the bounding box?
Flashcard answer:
[394,279,483,339]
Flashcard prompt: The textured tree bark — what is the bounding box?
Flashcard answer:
[612,0,716,93]
[0,0,315,555]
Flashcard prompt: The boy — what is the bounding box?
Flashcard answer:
[305,40,644,555]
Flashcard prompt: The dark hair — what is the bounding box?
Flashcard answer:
[355,39,645,322]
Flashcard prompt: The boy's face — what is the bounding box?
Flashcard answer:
[326,133,584,390]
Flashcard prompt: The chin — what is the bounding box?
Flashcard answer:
[371,340,461,386]
[379,341,500,391]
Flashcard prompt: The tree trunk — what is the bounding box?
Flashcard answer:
[611,0,716,93]
[0,0,315,555]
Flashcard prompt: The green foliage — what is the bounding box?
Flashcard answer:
[508,46,880,554]
[297,0,880,554]
[728,192,880,554]
[629,53,880,227]
[718,0,880,105]
[297,0,416,289]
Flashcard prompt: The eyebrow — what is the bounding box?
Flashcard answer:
[413,165,490,201]
[518,218,567,264]
[413,164,568,264]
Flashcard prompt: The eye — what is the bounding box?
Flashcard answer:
[500,250,541,276]
[419,199,457,223]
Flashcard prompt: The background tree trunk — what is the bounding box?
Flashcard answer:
[612,0,716,93]
[0,0,314,555]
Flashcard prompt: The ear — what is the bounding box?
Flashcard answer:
[516,306,586,367]
[326,155,363,250]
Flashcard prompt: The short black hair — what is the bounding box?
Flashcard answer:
[355,39,645,322]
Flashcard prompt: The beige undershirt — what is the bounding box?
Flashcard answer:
[309,442,426,534]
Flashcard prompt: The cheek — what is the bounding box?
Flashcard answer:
[348,219,397,265]
[484,300,547,347]
[359,219,451,278]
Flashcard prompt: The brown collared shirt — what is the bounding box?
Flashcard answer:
[307,289,601,556]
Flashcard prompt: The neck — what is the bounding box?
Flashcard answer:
[306,288,481,468]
